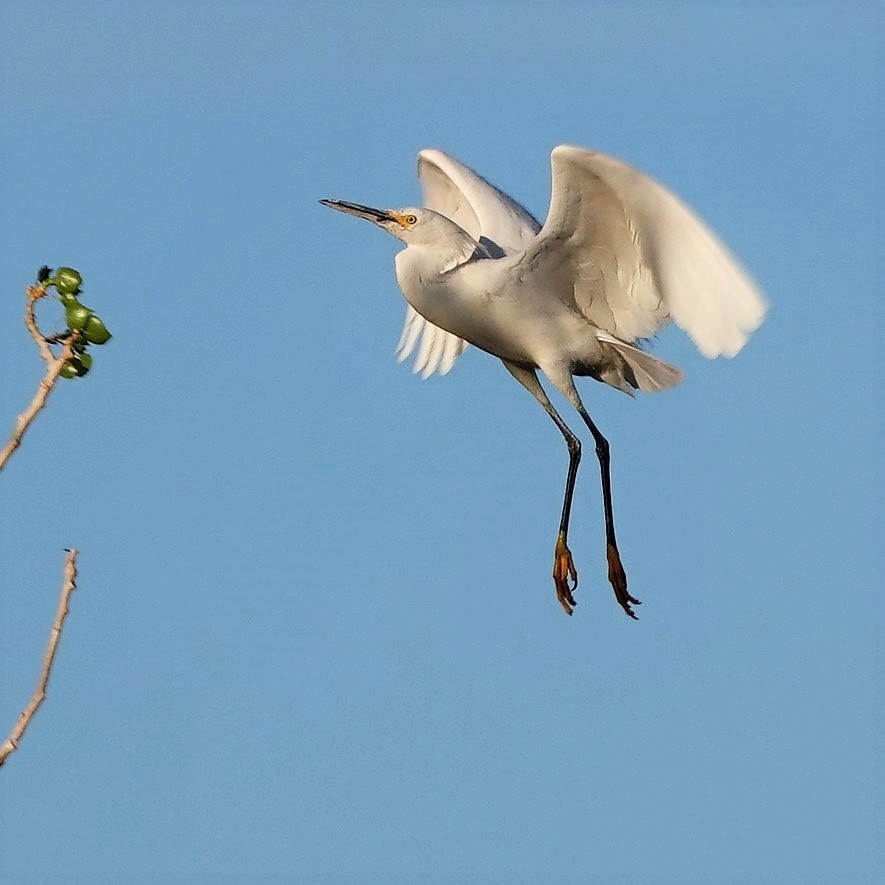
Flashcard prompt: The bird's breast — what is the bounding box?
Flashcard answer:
[394,252,596,368]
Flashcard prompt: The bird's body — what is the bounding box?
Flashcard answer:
[322,145,766,618]
[394,226,679,394]
[396,229,595,367]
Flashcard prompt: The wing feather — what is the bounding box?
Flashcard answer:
[417,149,541,255]
[395,305,467,378]
[395,305,423,361]
[519,145,767,357]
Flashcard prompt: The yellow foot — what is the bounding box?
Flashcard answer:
[553,533,578,615]
[607,543,641,619]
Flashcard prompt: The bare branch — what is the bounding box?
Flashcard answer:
[0,549,80,767]
[0,285,76,474]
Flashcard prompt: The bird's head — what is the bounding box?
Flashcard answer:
[320,200,455,246]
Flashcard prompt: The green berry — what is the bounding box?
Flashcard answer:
[59,359,81,379]
[53,267,82,297]
[65,303,92,331]
[83,314,111,345]
[60,353,92,378]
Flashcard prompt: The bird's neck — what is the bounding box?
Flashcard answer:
[396,230,482,284]
[394,238,476,320]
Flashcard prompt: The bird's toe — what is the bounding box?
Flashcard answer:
[553,534,578,616]
[606,543,640,619]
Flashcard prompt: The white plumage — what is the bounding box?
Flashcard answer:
[392,145,765,380]
[321,145,766,618]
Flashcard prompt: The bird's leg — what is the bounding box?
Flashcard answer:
[502,361,581,615]
[575,404,641,619]
[551,429,581,615]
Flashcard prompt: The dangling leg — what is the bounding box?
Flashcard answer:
[502,361,582,615]
[577,404,640,618]
[547,370,640,619]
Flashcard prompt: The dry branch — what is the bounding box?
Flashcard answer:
[0,285,76,473]
[1,277,85,769]
[0,549,80,767]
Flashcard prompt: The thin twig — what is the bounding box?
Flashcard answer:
[0,285,76,473]
[0,549,80,767]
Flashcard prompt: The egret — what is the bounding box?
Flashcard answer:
[321,145,766,618]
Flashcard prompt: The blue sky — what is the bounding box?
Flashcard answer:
[0,2,881,882]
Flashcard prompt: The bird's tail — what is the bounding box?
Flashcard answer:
[596,332,685,394]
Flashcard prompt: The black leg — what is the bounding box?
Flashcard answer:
[576,405,641,619]
[502,361,582,614]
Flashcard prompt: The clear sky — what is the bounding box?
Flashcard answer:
[1,2,881,883]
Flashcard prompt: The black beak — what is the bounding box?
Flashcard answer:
[319,199,395,224]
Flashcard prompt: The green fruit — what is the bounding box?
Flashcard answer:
[59,360,81,379]
[60,354,92,378]
[65,303,92,331]
[53,267,82,296]
[83,314,111,344]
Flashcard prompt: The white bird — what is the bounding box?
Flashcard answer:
[321,145,766,618]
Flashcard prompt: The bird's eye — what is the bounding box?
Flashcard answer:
[405,214,417,225]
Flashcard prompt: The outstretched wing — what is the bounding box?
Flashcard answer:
[417,149,541,254]
[516,145,767,357]
[395,148,543,378]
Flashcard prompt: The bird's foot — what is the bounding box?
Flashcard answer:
[607,543,640,619]
[553,533,578,615]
